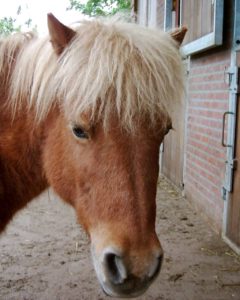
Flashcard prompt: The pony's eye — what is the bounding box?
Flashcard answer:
[72,126,89,139]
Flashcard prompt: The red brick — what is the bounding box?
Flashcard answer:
[189,81,228,91]
[187,138,226,161]
[190,61,230,76]
[188,91,229,100]
[188,108,226,119]
[189,72,225,84]
[185,166,219,200]
[189,100,228,111]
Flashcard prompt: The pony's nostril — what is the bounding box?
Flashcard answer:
[148,255,163,279]
[104,253,127,285]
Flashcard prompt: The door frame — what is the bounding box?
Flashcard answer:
[222,0,240,254]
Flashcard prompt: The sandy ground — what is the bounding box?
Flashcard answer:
[0,177,240,300]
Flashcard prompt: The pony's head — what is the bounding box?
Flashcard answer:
[10,14,186,297]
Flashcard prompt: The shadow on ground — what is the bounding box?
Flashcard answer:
[0,176,240,300]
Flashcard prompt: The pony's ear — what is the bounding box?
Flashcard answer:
[47,13,76,55]
[170,26,187,46]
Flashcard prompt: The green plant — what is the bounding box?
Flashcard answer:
[67,0,131,17]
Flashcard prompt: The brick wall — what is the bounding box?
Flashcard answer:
[184,49,230,232]
[154,1,232,232]
[183,2,233,233]
[137,0,233,233]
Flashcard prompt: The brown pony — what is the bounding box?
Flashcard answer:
[0,14,186,297]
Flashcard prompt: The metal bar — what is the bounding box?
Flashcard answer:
[221,111,234,147]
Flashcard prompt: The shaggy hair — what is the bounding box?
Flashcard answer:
[2,18,185,131]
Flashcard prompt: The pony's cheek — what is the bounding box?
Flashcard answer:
[74,192,94,234]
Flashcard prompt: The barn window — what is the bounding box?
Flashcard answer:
[164,0,224,55]
[233,0,240,51]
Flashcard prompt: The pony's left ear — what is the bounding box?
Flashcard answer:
[47,13,76,55]
[170,26,187,46]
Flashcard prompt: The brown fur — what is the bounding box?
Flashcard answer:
[0,107,47,231]
[0,14,186,297]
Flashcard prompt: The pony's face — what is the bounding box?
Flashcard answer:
[43,13,186,298]
[43,112,169,297]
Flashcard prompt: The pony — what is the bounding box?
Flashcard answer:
[0,13,186,297]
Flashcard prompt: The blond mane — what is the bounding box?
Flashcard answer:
[3,18,184,131]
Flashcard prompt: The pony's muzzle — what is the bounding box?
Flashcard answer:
[104,252,128,284]
[92,246,163,298]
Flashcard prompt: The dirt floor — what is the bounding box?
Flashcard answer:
[0,176,240,300]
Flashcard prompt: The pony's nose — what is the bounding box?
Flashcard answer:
[147,254,163,279]
[101,248,163,295]
[103,252,127,284]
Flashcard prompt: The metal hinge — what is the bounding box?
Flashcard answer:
[225,159,238,170]
[226,66,239,92]
[222,159,238,200]
[221,186,227,200]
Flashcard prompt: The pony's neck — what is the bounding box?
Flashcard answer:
[0,35,50,232]
[0,104,48,231]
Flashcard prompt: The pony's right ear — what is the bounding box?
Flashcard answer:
[47,13,76,55]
